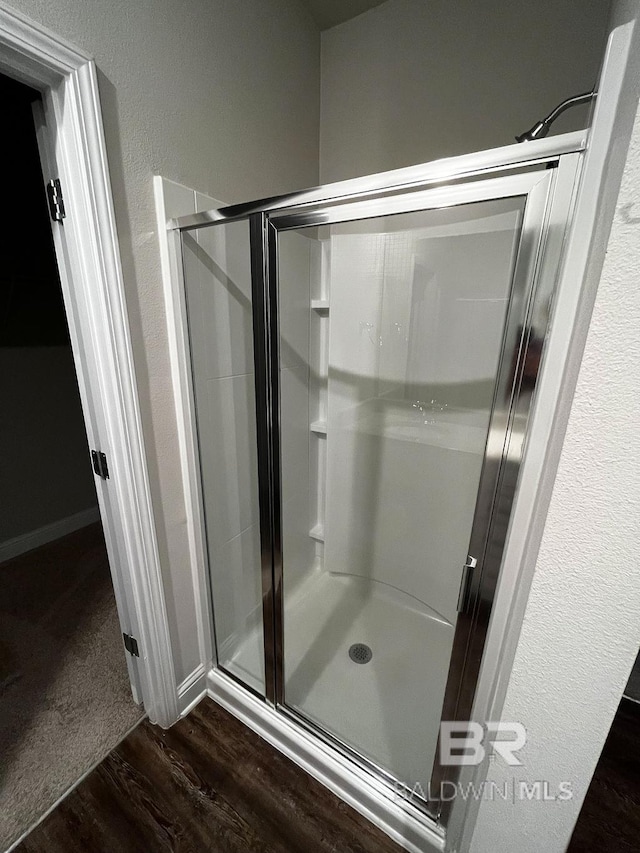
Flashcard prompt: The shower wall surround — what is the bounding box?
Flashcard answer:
[278,232,318,594]
[323,203,521,616]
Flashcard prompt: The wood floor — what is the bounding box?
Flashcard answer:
[568,697,640,852]
[16,692,640,852]
[17,697,404,853]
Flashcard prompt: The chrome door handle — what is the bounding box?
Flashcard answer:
[457,555,478,613]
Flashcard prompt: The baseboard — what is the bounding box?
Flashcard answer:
[207,668,444,853]
[177,663,208,718]
[0,506,101,563]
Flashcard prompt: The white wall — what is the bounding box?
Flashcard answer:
[466,85,640,853]
[320,0,611,182]
[3,0,320,683]
[0,347,97,543]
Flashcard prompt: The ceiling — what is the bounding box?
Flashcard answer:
[300,0,388,31]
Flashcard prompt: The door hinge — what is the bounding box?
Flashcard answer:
[457,554,478,614]
[91,450,109,479]
[46,178,66,221]
[122,633,139,657]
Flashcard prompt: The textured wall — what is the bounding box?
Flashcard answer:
[467,94,640,853]
[320,0,611,182]
[3,0,320,682]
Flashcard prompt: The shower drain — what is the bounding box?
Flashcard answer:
[348,643,373,664]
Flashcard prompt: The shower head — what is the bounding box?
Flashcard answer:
[515,120,549,144]
[516,91,596,143]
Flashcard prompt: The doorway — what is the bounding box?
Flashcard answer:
[0,72,143,851]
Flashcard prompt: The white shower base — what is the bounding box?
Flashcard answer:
[227,566,455,790]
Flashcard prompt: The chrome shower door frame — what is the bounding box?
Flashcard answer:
[172,143,582,839]
[260,158,582,825]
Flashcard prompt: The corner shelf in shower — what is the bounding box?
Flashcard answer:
[310,419,327,435]
[311,299,330,311]
[309,523,325,542]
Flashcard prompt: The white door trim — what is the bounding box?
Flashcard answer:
[0,2,177,725]
[153,177,221,717]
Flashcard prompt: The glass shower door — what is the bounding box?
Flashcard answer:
[273,171,552,797]
[181,219,266,696]
[176,159,568,818]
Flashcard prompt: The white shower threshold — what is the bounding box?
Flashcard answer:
[207,667,444,853]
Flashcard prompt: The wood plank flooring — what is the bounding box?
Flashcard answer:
[17,698,404,853]
[568,697,640,852]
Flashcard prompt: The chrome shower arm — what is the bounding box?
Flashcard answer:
[516,91,595,143]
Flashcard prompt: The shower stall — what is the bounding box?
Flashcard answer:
[168,134,583,843]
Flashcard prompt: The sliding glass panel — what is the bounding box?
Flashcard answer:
[182,220,265,695]
[277,197,525,788]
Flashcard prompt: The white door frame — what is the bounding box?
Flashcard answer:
[0,2,177,726]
